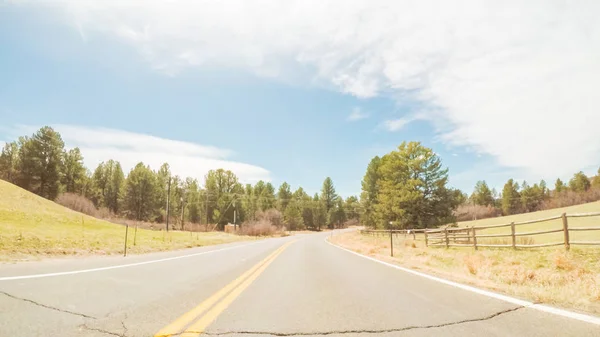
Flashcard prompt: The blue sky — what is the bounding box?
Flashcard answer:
[1,1,599,197]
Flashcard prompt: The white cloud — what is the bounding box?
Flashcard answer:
[13,125,271,184]
[347,107,369,121]
[12,0,600,178]
[381,117,414,132]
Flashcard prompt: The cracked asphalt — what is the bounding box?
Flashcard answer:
[1,232,599,336]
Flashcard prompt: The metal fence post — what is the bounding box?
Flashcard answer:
[425,231,429,247]
[510,222,516,249]
[562,213,570,251]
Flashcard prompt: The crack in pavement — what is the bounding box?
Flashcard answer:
[203,306,524,336]
[0,291,96,319]
[80,312,129,337]
[81,324,126,337]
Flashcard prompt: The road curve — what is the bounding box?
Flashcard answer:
[1,232,598,336]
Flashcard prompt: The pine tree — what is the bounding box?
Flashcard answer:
[17,126,65,200]
[374,141,454,229]
[277,182,292,212]
[320,177,337,213]
[471,181,494,206]
[501,179,521,215]
[62,147,86,194]
[123,163,159,221]
[0,141,20,184]
[569,171,591,192]
[555,178,565,193]
[593,168,600,189]
[283,199,304,230]
[360,156,380,228]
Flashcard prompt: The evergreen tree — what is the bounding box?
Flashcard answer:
[277,182,292,212]
[471,180,494,206]
[569,171,591,192]
[283,198,304,230]
[17,126,65,200]
[62,148,86,194]
[0,141,20,184]
[501,179,521,215]
[555,178,565,193]
[593,168,600,189]
[360,156,380,228]
[320,177,337,214]
[123,163,159,221]
[374,141,455,229]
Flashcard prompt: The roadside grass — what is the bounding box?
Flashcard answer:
[457,201,600,245]
[330,231,600,315]
[0,180,251,261]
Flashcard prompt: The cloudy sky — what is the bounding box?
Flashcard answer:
[1,0,599,196]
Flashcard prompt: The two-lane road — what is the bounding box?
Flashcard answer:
[1,232,599,336]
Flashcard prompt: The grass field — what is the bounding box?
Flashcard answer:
[0,180,250,261]
[455,201,600,245]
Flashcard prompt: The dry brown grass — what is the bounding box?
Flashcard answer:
[330,231,600,315]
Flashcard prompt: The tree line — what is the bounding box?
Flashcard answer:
[465,169,600,218]
[0,126,360,230]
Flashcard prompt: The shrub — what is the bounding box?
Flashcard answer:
[238,220,280,236]
[255,209,283,228]
[55,193,99,217]
[540,188,600,210]
[454,204,502,222]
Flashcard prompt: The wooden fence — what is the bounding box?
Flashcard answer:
[360,229,427,241]
[425,212,600,251]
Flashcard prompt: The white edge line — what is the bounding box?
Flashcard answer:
[0,241,263,281]
[325,237,600,326]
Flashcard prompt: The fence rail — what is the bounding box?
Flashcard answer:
[423,212,600,251]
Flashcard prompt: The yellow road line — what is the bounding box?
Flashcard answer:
[180,241,292,336]
[154,241,294,337]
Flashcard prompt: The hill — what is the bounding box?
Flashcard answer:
[457,201,600,244]
[0,180,247,261]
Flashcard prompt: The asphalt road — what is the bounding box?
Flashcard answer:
[1,231,599,337]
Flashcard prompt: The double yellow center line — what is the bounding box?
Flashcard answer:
[154,241,295,337]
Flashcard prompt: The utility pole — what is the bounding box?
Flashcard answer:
[166,177,171,232]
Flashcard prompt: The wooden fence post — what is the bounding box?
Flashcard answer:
[123,224,129,257]
[390,229,394,257]
[425,231,429,247]
[444,228,449,248]
[472,226,477,250]
[510,222,516,250]
[562,213,570,251]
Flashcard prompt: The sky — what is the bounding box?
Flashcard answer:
[1,1,599,197]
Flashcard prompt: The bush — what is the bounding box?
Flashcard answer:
[255,209,283,228]
[238,220,280,236]
[540,188,600,210]
[454,204,502,222]
[55,193,100,217]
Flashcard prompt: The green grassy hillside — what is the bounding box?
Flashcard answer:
[0,180,247,261]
